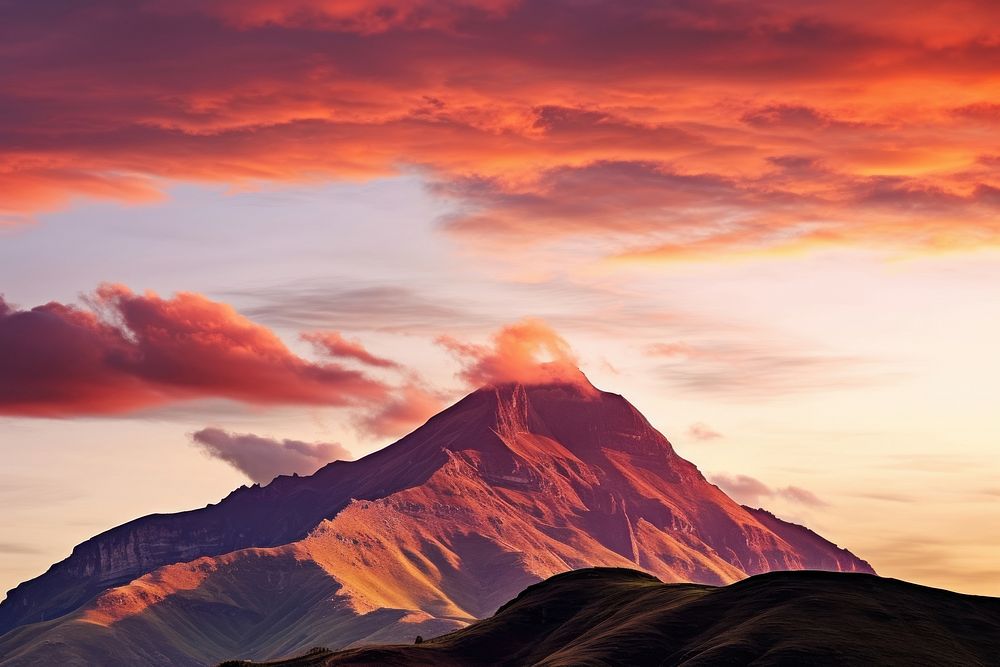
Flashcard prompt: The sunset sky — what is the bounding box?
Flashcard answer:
[2,0,1000,598]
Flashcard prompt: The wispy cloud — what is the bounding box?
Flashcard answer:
[356,382,447,440]
[854,492,915,503]
[687,423,723,441]
[303,331,400,368]
[232,283,472,333]
[190,427,352,484]
[711,473,827,507]
[862,533,1000,591]
[0,542,43,555]
[648,340,893,398]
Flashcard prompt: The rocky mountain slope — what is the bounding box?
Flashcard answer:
[0,380,872,665]
[235,568,1000,667]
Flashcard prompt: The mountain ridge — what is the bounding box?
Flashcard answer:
[0,380,873,665]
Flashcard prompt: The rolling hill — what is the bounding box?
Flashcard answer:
[227,567,1000,667]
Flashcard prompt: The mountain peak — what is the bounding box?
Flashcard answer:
[420,378,678,471]
[0,381,874,665]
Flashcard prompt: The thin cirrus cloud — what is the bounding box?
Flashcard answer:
[646,340,889,398]
[0,284,390,417]
[231,284,473,333]
[710,473,826,508]
[2,2,1000,258]
[190,427,352,483]
[0,542,43,556]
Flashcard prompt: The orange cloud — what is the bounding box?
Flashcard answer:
[303,331,400,368]
[439,318,591,389]
[356,381,446,439]
[0,285,389,416]
[3,1,1000,256]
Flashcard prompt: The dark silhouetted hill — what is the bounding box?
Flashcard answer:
[228,568,1000,667]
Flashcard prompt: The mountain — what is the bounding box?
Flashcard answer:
[232,567,1000,667]
[0,380,872,666]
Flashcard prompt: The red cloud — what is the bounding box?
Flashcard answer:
[0,285,389,416]
[191,427,351,483]
[303,331,399,368]
[439,319,591,390]
[3,1,1000,255]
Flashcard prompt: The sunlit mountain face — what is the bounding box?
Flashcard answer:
[0,381,871,665]
[1,1,1000,665]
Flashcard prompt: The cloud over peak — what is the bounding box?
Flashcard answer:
[438,318,591,390]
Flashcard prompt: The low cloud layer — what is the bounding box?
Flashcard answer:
[711,473,826,508]
[191,427,352,483]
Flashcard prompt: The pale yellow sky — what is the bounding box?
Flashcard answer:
[2,186,998,597]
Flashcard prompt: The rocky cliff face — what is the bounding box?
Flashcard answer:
[0,380,874,665]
